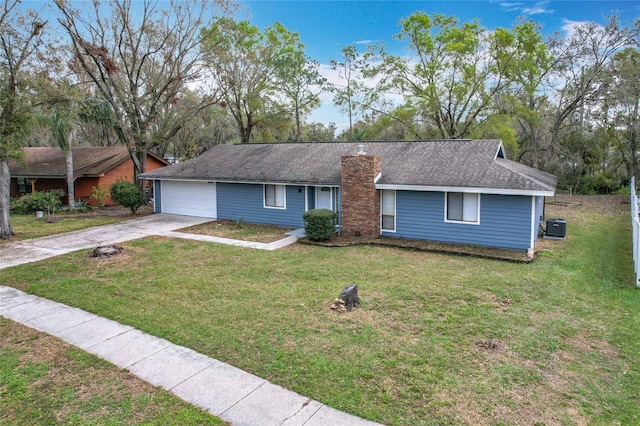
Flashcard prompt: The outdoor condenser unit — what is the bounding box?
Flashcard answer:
[545,218,566,238]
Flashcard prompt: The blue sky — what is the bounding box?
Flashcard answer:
[241,1,638,62]
[239,0,639,130]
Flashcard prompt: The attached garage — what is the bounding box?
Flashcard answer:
[160,180,217,218]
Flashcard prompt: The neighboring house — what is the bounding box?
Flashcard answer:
[139,140,557,252]
[9,146,168,206]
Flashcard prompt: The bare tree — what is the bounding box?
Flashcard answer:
[55,0,233,178]
[330,45,363,141]
[154,89,236,160]
[527,16,639,171]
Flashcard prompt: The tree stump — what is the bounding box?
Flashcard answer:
[337,284,360,311]
[89,245,124,258]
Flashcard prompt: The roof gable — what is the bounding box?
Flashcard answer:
[140,140,557,195]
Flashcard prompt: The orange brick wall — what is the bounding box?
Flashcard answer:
[74,177,102,205]
[11,154,168,207]
[82,155,168,206]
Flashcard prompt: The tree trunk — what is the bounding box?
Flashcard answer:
[0,160,15,239]
[65,128,76,209]
[295,106,302,142]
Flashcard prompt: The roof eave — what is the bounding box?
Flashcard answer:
[11,174,66,179]
[375,183,555,197]
[138,176,341,186]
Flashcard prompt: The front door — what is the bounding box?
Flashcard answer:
[316,186,332,210]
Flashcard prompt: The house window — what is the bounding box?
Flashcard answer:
[381,189,396,232]
[446,192,479,224]
[264,184,286,209]
[17,178,27,194]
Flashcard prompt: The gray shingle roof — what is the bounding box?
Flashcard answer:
[139,140,557,194]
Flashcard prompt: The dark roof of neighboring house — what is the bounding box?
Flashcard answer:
[9,146,168,178]
[139,140,557,195]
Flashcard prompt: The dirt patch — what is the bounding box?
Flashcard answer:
[476,292,516,311]
[475,338,505,352]
[448,338,593,426]
[546,195,628,216]
[86,243,142,272]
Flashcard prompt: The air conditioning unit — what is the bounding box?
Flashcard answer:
[545,218,566,239]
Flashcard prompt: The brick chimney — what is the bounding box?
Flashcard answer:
[341,150,382,238]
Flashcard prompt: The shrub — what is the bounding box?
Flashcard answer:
[613,185,631,196]
[303,208,337,242]
[578,175,621,194]
[91,185,109,207]
[12,191,62,215]
[110,180,144,214]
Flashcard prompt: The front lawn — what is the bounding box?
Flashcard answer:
[0,318,226,425]
[178,219,293,243]
[1,196,638,425]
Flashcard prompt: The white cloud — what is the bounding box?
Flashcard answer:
[560,18,597,38]
[353,39,373,45]
[312,61,403,131]
[522,5,553,15]
[500,1,553,15]
[500,2,525,12]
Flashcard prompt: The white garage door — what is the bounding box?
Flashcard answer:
[161,181,217,218]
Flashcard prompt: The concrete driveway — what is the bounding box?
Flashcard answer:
[0,214,211,270]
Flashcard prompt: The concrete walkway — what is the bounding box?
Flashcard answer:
[0,287,380,426]
[0,214,302,269]
[161,231,301,251]
[1,216,380,425]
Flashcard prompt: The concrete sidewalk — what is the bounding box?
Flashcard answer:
[0,214,302,269]
[0,286,382,426]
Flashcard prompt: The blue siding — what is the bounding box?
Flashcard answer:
[381,191,534,250]
[217,183,306,228]
[154,180,162,213]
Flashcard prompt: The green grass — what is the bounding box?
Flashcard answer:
[0,319,226,425]
[178,219,293,243]
[1,197,638,425]
[4,213,125,243]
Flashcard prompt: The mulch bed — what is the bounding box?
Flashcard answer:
[69,204,154,218]
[298,235,533,263]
